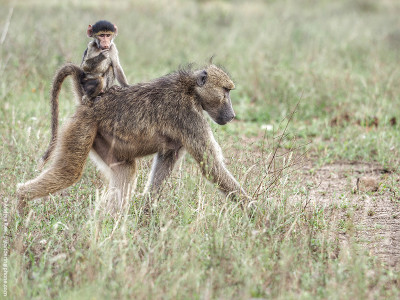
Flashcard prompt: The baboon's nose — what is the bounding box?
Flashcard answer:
[228,112,236,122]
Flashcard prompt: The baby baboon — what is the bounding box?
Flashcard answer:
[17,64,249,211]
[81,19,129,103]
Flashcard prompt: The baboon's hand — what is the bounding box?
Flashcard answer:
[100,49,110,58]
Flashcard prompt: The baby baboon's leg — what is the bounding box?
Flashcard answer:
[143,147,185,195]
[17,108,97,202]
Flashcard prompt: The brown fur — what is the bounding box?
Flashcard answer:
[39,29,129,168]
[17,65,249,212]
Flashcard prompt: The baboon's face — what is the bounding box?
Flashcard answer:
[95,34,114,50]
[195,65,236,125]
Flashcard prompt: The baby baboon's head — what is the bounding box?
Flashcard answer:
[195,65,236,125]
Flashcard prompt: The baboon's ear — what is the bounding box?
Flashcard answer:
[87,25,93,38]
[197,70,208,87]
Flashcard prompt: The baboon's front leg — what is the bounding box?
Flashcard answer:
[185,134,249,202]
[143,147,185,195]
[17,107,97,205]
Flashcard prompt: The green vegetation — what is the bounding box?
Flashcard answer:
[1,0,399,298]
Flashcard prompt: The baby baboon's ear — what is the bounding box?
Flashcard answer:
[197,70,208,87]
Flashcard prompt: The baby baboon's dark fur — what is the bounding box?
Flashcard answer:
[17,64,249,211]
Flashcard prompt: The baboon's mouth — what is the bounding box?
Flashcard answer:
[216,117,234,125]
[216,113,235,125]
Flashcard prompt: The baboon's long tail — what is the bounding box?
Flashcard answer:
[39,63,85,168]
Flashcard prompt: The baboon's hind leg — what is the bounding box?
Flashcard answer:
[105,160,137,202]
[90,138,137,201]
[17,108,97,203]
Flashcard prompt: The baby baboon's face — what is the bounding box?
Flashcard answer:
[195,65,236,125]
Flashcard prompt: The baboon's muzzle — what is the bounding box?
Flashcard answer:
[216,102,235,125]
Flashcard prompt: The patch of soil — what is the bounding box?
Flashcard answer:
[298,161,400,268]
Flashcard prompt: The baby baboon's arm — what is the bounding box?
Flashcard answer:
[81,49,109,73]
[114,63,129,87]
[110,47,129,87]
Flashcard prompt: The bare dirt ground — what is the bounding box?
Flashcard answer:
[298,161,400,268]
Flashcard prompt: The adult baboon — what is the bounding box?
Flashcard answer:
[17,64,249,211]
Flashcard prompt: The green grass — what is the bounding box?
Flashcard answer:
[1,0,400,299]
